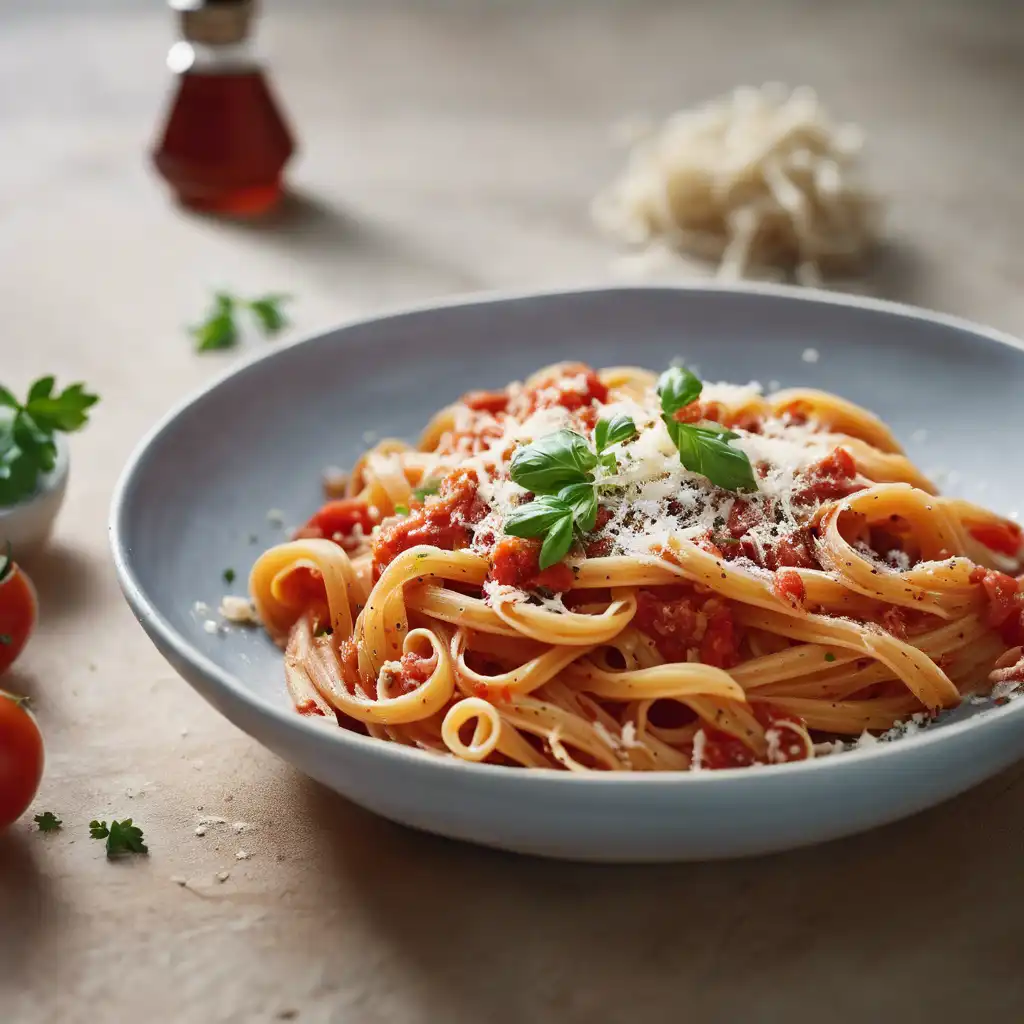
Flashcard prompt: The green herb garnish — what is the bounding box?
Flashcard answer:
[656,366,757,492]
[191,292,292,352]
[89,818,148,858]
[504,415,635,569]
[824,653,837,663]
[412,479,441,502]
[393,504,410,517]
[0,377,99,506]
[34,811,62,832]
[223,568,236,584]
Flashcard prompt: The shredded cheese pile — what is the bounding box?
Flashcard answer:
[592,84,882,284]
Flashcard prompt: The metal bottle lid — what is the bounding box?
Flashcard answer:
[170,0,255,47]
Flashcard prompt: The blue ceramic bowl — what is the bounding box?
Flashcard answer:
[110,284,1024,861]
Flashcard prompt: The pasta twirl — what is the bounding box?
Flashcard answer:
[251,361,1024,771]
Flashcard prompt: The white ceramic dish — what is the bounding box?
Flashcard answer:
[110,284,1024,861]
[0,433,69,556]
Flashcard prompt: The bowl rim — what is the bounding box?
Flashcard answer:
[109,280,1024,788]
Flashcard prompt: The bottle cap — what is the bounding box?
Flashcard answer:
[171,0,255,47]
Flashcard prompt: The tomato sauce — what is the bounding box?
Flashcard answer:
[695,705,810,770]
[772,569,806,608]
[633,586,740,668]
[970,566,1024,643]
[792,447,861,505]
[372,470,485,576]
[294,498,376,545]
[970,521,1023,558]
[489,537,575,592]
[723,498,818,571]
[513,363,608,417]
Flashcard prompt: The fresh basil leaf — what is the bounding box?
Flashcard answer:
[504,495,573,537]
[538,512,574,569]
[558,482,598,533]
[599,450,618,474]
[0,386,18,409]
[593,418,609,453]
[657,366,702,416]
[601,413,637,449]
[676,424,758,492]
[509,429,597,493]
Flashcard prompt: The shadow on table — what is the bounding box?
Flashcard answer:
[190,187,483,295]
[21,543,105,625]
[833,238,931,308]
[296,759,1024,1022]
[0,830,57,991]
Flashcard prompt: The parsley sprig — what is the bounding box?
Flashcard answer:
[90,818,148,858]
[504,416,637,568]
[34,811,62,832]
[657,366,757,492]
[191,291,292,352]
[0,377,99,506]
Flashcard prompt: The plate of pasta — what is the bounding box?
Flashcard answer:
[112,285,1024,860]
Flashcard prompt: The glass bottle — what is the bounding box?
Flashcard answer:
[152,0,295,217]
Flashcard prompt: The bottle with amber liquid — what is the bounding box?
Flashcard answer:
[153,0,295,217]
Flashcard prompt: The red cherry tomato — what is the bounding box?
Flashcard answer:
[0,691,44,827]
[0,550,37,675]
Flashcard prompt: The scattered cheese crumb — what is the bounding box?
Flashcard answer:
[235,850,251,861]
[195,826,207,837]
[216,870,230,883]
[193,601,211,616]
[232,822,251,834]
[219,596,260,625]
[266,509,286,526]
[801,347,819,364]
[171,876,188,887]
[202,620,220,635]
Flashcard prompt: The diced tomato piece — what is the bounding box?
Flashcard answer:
[295,498,376,543]
[372,470,485,575]
[489,536,574,592]
[970,522,1023,558]
[461,389,510,414]
[793,447,861,505]
[635,587,740,667]
[673,400,725,425]
[700,603,739,668]
[970,567,1021,629]
[772,569,806,608]
[769,531,818,570]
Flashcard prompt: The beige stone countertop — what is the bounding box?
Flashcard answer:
[2,1,1023,1021]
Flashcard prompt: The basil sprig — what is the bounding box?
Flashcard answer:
[504,415,635,569]
[657,367,757,492]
